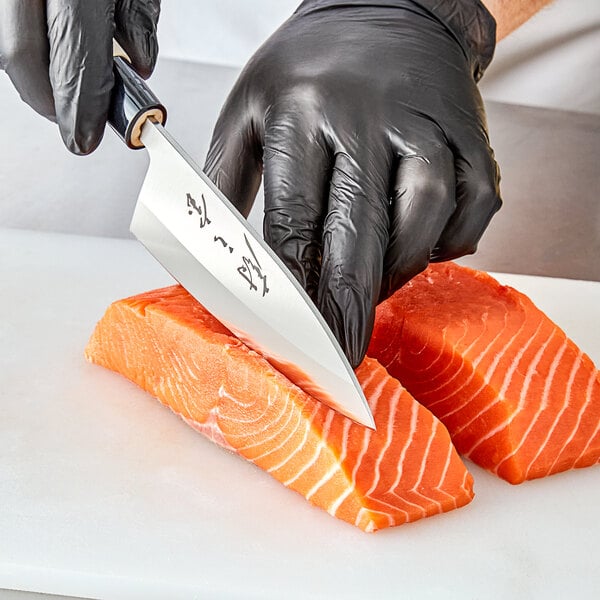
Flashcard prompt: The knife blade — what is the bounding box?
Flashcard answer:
[108,56,375,429]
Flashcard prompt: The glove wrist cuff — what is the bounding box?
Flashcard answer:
[295,0,496,82]
[410,0,496,81]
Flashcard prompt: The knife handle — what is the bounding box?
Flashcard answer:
[108,55,167,150]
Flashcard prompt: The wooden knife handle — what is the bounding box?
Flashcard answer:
[108,55,167,150]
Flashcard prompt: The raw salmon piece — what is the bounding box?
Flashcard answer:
[369,262,600,484]
[85,285,474,532]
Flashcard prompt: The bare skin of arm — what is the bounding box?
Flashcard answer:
[483,0,554,41]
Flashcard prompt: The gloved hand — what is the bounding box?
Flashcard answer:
[0,0,160,154]
[205,0,501,368]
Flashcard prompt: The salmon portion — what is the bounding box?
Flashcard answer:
[85,285,474,532]
[369,263,600,484]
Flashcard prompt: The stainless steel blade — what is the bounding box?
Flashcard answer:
[130,121,375,429]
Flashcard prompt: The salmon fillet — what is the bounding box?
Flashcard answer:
[85,285,474,532]
[369,262,600,484]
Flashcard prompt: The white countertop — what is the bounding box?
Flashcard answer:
[1,228,599,599]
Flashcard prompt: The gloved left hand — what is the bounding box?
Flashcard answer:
[205,0,502,368]
[0,0,160,154]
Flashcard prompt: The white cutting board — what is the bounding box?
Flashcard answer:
[1,228,599,600]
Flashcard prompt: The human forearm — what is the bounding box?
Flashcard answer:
[483,0,554,41]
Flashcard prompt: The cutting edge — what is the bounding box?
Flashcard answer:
[133,121,376,429]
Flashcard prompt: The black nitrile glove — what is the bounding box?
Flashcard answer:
[205,0,501,368]
[0,0,160,154]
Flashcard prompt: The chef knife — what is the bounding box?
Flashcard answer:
[107,54,375,429]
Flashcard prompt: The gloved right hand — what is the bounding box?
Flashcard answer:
[0,0,160,155]
[205,0,500,368]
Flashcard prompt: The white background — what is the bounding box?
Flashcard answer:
[157,0,600,115]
